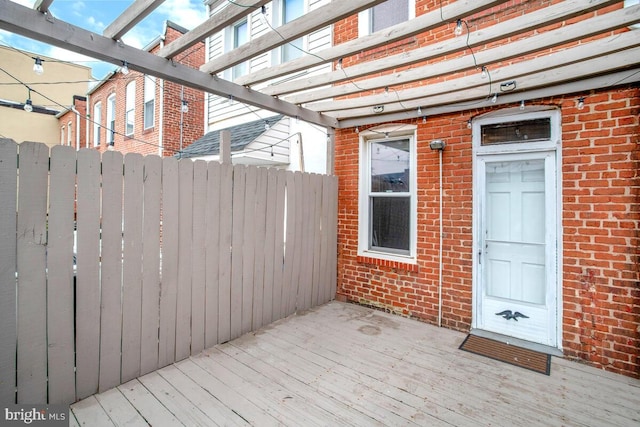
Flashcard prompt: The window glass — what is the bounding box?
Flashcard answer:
[107,94,116,144]
[93,102,101,146]
[366,137,412,255]
[67,121,72,146]
[371,0,408,32]
[144,76,155,129]
[481,118,551,146]
[232,20,249,79]
[282,0,304,61]
[125,81,135,136]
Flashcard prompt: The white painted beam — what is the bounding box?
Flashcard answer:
[303,11,640,111]
[103,0,166,40]
[338,68,640,128]
[267,0,622,98]
[323,45,640,120]
[233,0,508,87]
[200,0,388,75]
[0,0,337,128]
[33,0,54,13]
[157,0,271,59]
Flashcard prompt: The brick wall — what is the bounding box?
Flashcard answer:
[88,25,204,157]
[333,0,638,378]
[57,96,86,150]
[335,87,639,378]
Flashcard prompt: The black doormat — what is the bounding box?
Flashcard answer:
[459,334,551,375]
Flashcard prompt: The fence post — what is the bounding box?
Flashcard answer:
[220,130,231,165]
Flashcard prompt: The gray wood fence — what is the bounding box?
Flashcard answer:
[0,139,338,405]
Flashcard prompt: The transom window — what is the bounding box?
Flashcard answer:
[359,126,417,262]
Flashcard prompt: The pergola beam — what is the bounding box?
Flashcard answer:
[33,0,54,14]
[322,45,640,120]
[337,68,640,128]
[233,0,508,87]
[156,0,271,59]
[103,0,165,40]
[0,0,337,128]
[302,12,640,111]
[267,0,622,99]
[200,0,387,75]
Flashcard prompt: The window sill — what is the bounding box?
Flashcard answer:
[357,254,418,272]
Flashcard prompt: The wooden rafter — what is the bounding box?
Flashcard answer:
[296,6,640,109]
[103,0,166,40]
[156,0,272,59]
[233,0,508,87]
[267,0,621,99]
[317,37,640,120]
[33,0,54,14]
[200,0,388,75]
[0,0,337,128]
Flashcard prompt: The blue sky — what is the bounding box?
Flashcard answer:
[1,0,208,80]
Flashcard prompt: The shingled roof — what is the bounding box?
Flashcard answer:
[178,115,284,159]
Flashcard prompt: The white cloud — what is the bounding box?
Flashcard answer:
[46,46,97,64]
[157,0,207,30]
[86,15,106,31]
[10,0,35,7]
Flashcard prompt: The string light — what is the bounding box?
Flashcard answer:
[384,132,389,139]
[355,126,359,133]
[577,97,585,110]
[417,106,422,116]
[32,57,44,75]
[228,94,235,105]
[454,19,463,36]
[120,61,129,75]
[491,93,498,103]
[384,86,389,97]
[520,100,525,110]
[264,121,270,131]
[480,66,487,79]
[336,58,343,70]
[181,100,189,113]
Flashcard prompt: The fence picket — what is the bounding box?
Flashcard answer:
[300,173,314,311]
[75,148,102,400]
[140,155,162,375]
[252,167,268,331]
[47,145,77,404]
[329,176,338,299]
[175,160,194,361]
[122,153,144,382]
[262,168,277,325]
[290,172,304,315]
[217,163,233,343]
[273,170,287,321]
[159,157,179,367]
[99,151,124,392]
[230,165,246,340]
[191,160,207,355]
[16,142,49,403]
[241,166,257,335]
[319,176,332,304]
[281,172,296,317]
[311,174,323,307]
[0,139,17,404]
[205,162,221,348]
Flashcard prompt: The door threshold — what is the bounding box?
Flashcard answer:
[470,329,563,357]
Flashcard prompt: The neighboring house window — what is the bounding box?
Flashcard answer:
[232,20,249,79]
[359,126,416,262]
[60,126,65,145]
[67,121,72,146]
[125,81,135,136]
[93,102,102,146]
[107,94,116,144]
[280,0,304,62]
[144,76,155,129]
[359,0,414,36]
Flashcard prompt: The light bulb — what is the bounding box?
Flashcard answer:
[228,95,235,105]
[121,61,129,75]
[467,120,472,129]
[336,58,343,70]
[384,87,389,97]
[491,93,498,104]
[33,57,44,75]
[181,100,189,113]
[384,132,389,139]
[577,97,585,110]
[417,106,422,116]
[454,19,463,36]
[520,100,525,110]
[422,116,427,124]
[265,122,270,131]
[23,99,33,112]
[481,66,487,79]
[355,126,359,133]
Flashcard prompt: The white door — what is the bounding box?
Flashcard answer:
[476,151,557,347]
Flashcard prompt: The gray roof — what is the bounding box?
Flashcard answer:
[178,115,284,159]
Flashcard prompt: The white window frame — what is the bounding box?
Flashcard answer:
[106,94,116,145]
[226,19,249,80]
[60,126,65,145]
[93,102,102,147]
[67,121,72,146]
[144,76,155,130]
[358,0,415,36]
[125,81,135,136]
[358,124,417,264]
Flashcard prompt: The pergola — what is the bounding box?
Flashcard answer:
[1,0,639,130]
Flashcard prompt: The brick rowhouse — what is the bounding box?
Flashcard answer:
[333,0,639,378]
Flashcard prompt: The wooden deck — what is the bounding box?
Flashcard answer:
[70,301,640,426]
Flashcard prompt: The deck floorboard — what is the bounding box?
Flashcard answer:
[72,301,640,426]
